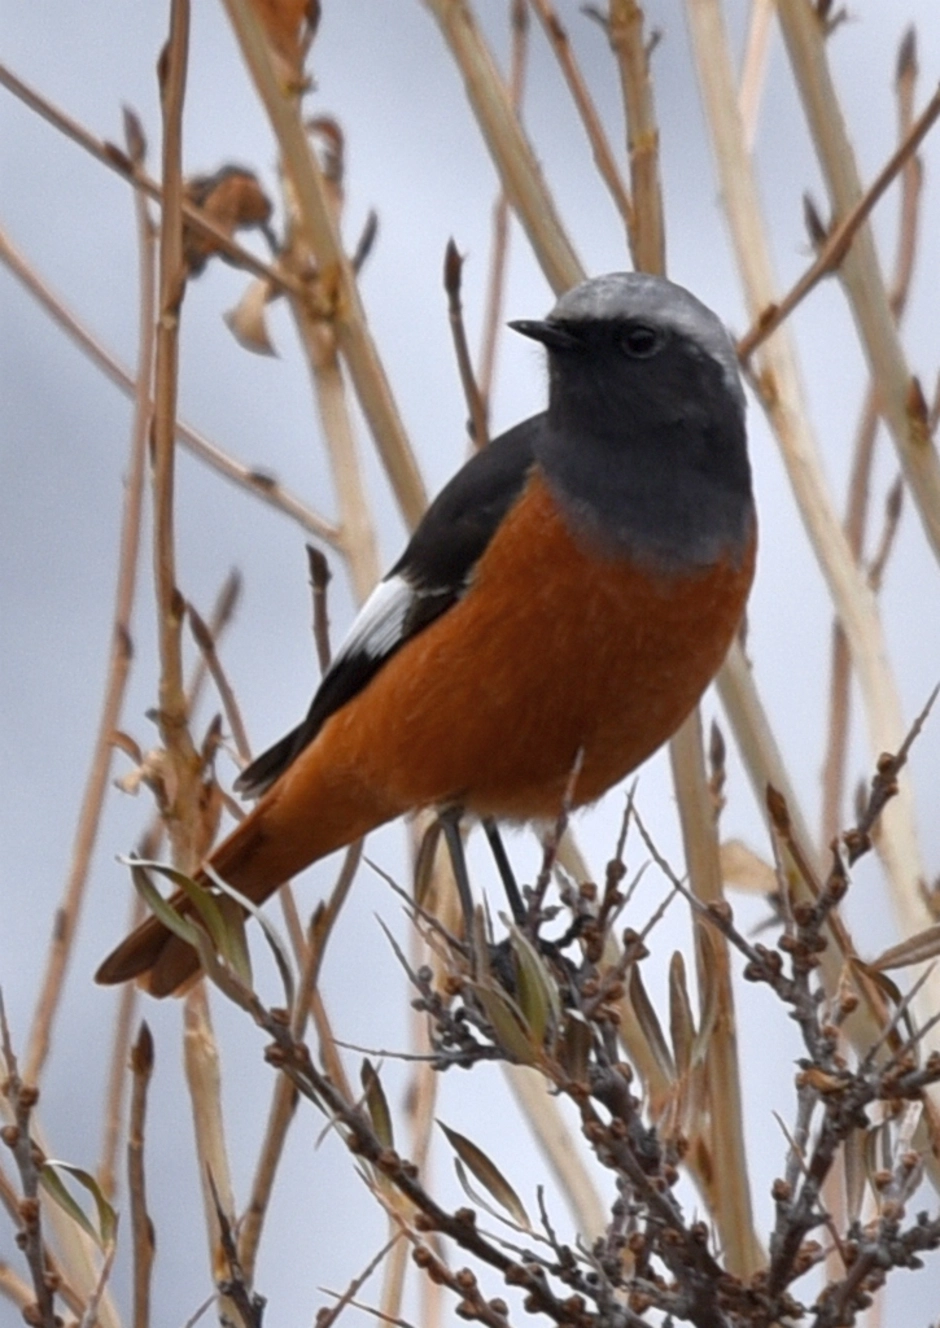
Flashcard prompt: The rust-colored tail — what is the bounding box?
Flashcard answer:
[95,742,400,996]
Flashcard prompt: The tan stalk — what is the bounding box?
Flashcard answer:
[0,227,339,541]
[97,124,159,1201]
[100,573,246,1199]
[477,0,529,417]
[183,985,238,1295]
[683,0,937,1035]
[527,0,634,236]
[21,107,155,1092]
[775,0,940,562]
[380,816,461,1323]
[151,0,205,877]
[669,716,764,1276]
[128,1023,155,1328]
[423,0,584,295]
[608,0,758,1268]
[0,1264,33,1317]
[0,63,294,295]
[607,0,666,274]
[738,0,776,148]
[821,37,923,848]
[502,1065,609,1240]
[152,4,239,1305]
[238,844,362,1280]
[221,0,428,532]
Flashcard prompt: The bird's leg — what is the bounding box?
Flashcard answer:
[481,818,526,925]
[439,806,475,935]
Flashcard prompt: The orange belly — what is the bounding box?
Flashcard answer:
[312,473,756,821]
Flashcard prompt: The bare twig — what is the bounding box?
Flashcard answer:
[607,0,665,274]
[774,0,940,564]
[0,998,57,1326]
[444,239,489,449]
[223,0,428,533]
[423,0,583,296]
[477,0,529,418]
[820,31,923,847]
[0,63,295,294]
[21,108,156,1089]
[527,0,633,235]
[0,227,340,542]
[737,79,940,360]
[128,1023,155,1328]
[188,599,252,765]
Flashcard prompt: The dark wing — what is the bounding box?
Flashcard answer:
[235,419,540,798]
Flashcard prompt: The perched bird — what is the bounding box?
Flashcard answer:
[97,272,756,997]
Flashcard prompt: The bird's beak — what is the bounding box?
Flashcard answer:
[509,319,582,351]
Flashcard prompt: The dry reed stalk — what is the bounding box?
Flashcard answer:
[527,0,634,237]
[222,0,428,533]
[608,0,665,273]
[477,0,529,420]
[0,226,340,545]
[776,0,940,561]
[424,0,583,295]
[683,0,930,989]
[0,63,294,295]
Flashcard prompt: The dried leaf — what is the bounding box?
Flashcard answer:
[361,1060,393,1149]
[509,926,561,1046]
[628,965,675,1083]
[184,166,273,274]
[558,1010,592,1085]
[842,1121,868,1225]
[41,1161,118,1250]
[871,923,940,972]
[469,981,538,1066]
[847,955,911,1049]
[668,951,695,1078]
[691,926,722,1068]
[719,839,777,896]
[439,1121,529,1229]
[204,863,294,1007]
[225,278,277,356]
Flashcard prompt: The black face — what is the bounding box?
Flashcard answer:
[531,316,753,568]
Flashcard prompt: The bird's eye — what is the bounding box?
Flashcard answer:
[620,323,664,359]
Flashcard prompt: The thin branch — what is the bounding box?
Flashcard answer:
[0,226,339,543]
[0,998,58,1326]
[527,0,633,235]
[477,0,529,419]
[21,113,155,1089]
[774,0,940,565]
[423,0,583,296]
[0,63,296,294]
[128,1024,155,1328]
[607,0,665,275]
[737,79,940,360]
[444,239,489,450]
[187,600,252,765]
[820,29,923,847]
[222,0,428,532]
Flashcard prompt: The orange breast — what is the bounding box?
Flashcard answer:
[315,472,756,822]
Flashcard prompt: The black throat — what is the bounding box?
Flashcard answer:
[532,324,753,571]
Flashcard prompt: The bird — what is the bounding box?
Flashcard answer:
[96,272,756,997]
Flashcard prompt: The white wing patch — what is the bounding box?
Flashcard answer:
[332,574,416,666]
